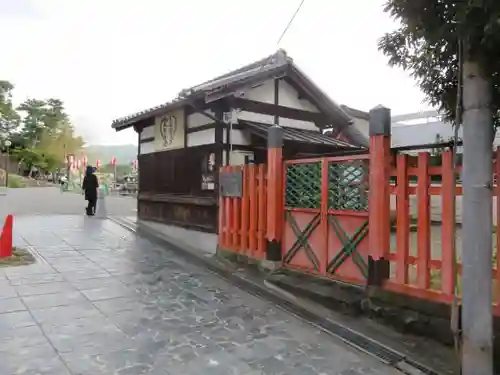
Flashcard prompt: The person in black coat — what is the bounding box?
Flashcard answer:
[82,166,99,216]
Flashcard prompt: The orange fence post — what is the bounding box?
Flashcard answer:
[257,164,267,258]
[266,125,284,261]
[395,154,409,285]
[240,165,249,253]
[416,152,431,290]
[231,166,241,250]
[248,164,257,255]
[218,166,227,249]
[368,106,391,286]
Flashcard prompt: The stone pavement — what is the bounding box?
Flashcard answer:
[0,215,402,375]
[0,187,137,217]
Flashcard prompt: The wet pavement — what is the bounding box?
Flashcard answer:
[0,187,137,217]
[0,215,402,375]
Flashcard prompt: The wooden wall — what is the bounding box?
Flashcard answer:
[137,145,219,233]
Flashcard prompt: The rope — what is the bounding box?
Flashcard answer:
[276,0,307,46]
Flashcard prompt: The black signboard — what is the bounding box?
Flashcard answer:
[220,170,243,197]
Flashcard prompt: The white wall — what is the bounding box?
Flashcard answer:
[243,81,275,103]
[139,142,155,155]
[140,125,155,140]
[351,117,369,139]
[237,110,318,131]
[391,120,462,148]
[238,78,320,131]
[278,80,319,113]
[222,150,254,166]
[187,110,216,128]
[187,128,215,147]
[139,125,156,155]
[223,129,252,146]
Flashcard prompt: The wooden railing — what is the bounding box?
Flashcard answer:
[218,164,268,259]
[217,126,500,314]
[384,149,500,314]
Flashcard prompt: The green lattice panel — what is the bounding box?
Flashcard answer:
[285,162,321,209]
[328,161,368,211]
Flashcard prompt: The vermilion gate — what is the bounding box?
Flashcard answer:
[282,155,371,284]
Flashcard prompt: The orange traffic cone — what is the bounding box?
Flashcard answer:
[0,215,13,257]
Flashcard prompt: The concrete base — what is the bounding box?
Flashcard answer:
[259,260,281,272]
[138,220,217,255]
[217,247,281,273]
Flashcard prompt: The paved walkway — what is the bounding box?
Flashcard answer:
[0,187,137,217]
[1,216,401,375]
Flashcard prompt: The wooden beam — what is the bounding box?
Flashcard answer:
[274,79,280,125]
[232,97,329,125]
[183,106,188,148]
[139,137,155,144]
[186,122,244,134]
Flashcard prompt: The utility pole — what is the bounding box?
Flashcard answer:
[4,139,11,187]
[461,59,494,375]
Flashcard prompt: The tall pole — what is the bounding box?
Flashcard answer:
[4,140,11,188]
[461,59,494,375]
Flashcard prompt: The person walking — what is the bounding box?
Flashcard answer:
[82,166,99,216]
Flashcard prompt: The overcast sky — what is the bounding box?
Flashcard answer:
[0,0,429,146]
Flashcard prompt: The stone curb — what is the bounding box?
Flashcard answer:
[109,216,443,375]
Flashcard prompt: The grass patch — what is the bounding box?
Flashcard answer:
[7,174,26,188]
[427,247,498,295]
[0,247,35,267]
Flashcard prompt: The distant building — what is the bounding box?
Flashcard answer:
[340,106,499,153]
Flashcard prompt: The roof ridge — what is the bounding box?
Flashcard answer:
[178,49,292,98]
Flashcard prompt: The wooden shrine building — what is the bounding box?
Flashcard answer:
[111,49,367,233]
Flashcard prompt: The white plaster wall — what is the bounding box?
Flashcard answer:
[187,111,216,128]
[222,150,253,166]
[223,129,252,146]
[140,125,155,140]
[237,78,320,131]
[153,108,185,151]
[278,80,319,112]
[351,117,369,139]
[242,81,274,103]
[187,128,215,147]
[237,111,318,131]
[139,142,155,155]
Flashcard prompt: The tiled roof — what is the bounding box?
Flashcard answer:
[340,105,369,121]
[241,121,362,150]
[111,49,368,147]
[112,50,291,130]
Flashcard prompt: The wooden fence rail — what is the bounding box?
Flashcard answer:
[217,132,500,314]
[385,149,500,314]
[218,164,267,259]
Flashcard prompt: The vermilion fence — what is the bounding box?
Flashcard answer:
[384,148,500,314]
[218,164,267,259]
[281,155,371,284]
[217,130,500,314]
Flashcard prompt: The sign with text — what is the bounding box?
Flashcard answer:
[219,170,243,197]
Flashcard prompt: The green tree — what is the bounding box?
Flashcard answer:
[38,119,84,163]
[379,1,500,126]
[17,98,47,146]
[378,1,500,373]
[11,148,46,174]
[0,80,20,136]
[17,97,84,161]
